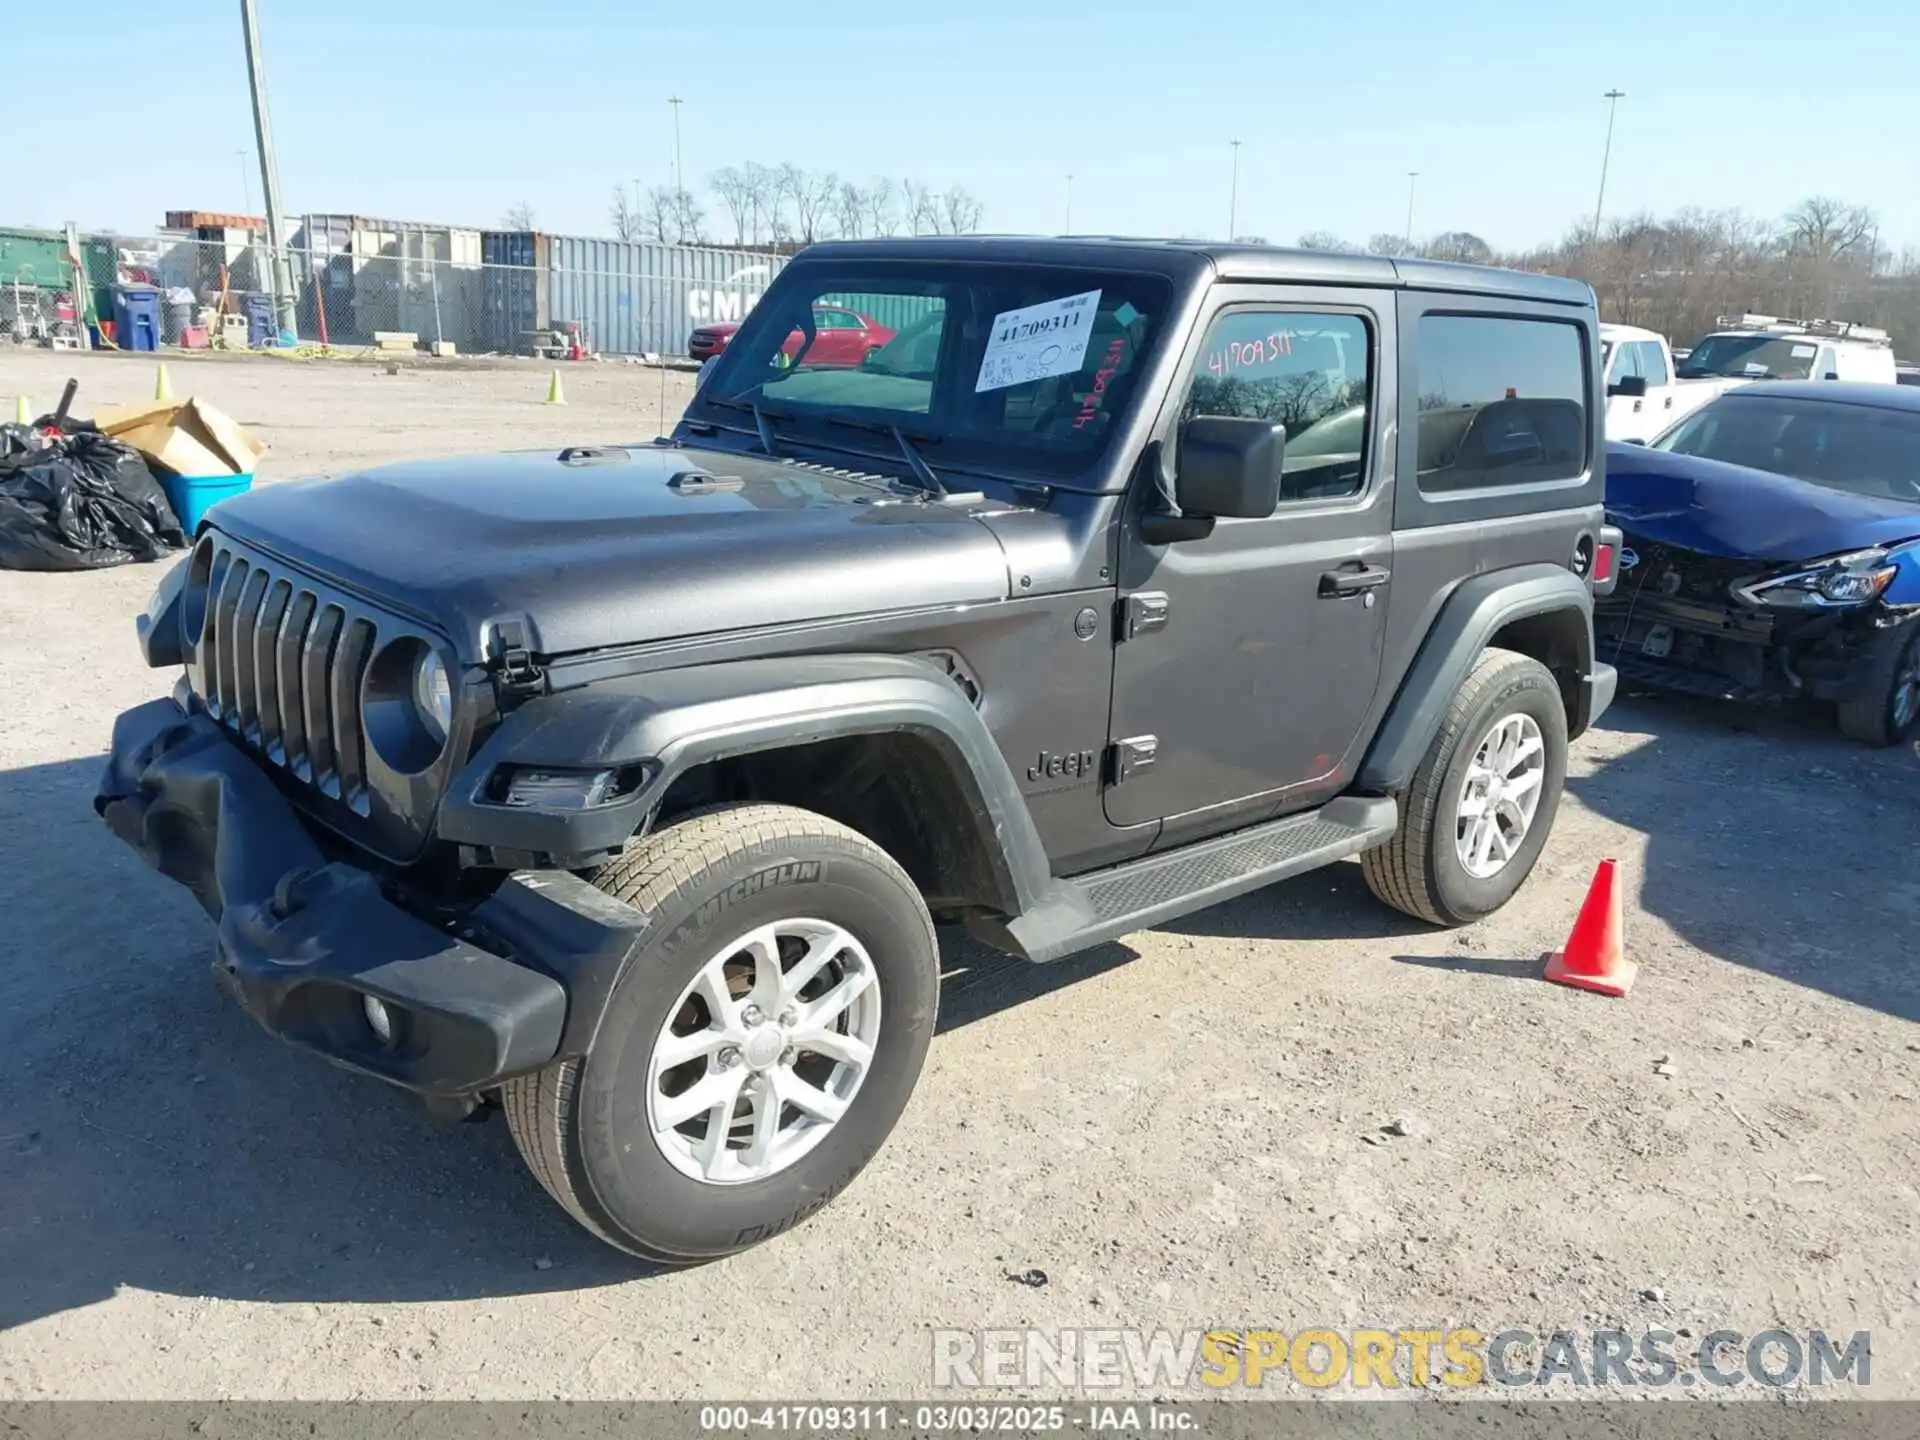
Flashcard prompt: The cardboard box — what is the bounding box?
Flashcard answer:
[93,397,267,478]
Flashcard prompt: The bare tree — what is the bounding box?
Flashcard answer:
[1366,233,1409,257]
[777,165,838,244]
[866,177,899,237]
[939,186,985,236]
[1426,232,1494,265]
[709,166,755,247]
[1783,196,1877,264]
[902,180,937,235]
[609,185,642,242]
[501,200,536,230]
[1297,231,1359,252]
[834,180,867,240]
[669,188,707,246]
[742,162,778,247]
[640,186,678,243]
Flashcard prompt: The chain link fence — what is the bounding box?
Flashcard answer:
[3,224,790,361]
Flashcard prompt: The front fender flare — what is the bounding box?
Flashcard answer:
[437,654,1053,918]
[1357,564,1598,794]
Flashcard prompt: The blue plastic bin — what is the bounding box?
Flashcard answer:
[161,472,255,533]
[113,285,161,353]
[244,293,276,348]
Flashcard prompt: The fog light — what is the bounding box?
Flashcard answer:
[363,994,397,1047]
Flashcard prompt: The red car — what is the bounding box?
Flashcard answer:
[688,304,895,367]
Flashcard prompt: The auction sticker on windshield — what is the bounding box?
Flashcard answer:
[976,289,1101,393]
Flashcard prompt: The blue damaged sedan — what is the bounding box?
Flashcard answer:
[1598,380,1920,746]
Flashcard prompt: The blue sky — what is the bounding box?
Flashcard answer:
[11,0,1918,250]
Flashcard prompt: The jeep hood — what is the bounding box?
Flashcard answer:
[1604,441,1920,563]
[210,444,1013,661]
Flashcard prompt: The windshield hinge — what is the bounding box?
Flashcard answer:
[486,619,546,694]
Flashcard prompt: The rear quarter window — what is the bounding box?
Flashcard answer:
[1415,314,1589,494]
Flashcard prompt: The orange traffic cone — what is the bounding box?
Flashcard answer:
[1544,858,1637,997]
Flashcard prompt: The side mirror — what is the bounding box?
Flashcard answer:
[1822,372,1840,381]
[1609,375,1648,398]
[1174,416,1286,519]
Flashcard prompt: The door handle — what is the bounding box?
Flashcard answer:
[1319,564,1391,598]
[1664,396,1673,408]
[1632,399,1643,412]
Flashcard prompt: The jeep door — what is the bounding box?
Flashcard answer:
[1105,286,1395,835]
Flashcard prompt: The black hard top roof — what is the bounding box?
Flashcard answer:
[1721,380,1920,412]
[794,234,1593,307]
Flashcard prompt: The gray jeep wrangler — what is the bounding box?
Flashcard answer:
[97,237,1620,1262]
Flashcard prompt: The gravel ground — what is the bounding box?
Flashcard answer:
[2,348,1917,1402]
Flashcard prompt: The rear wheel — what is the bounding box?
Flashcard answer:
[502,803,939,1263]
[1363,647,1569,926]
[1836,620,1920,747]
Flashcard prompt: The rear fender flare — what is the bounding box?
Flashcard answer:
[437,654,1052,918]
[1357,565,1594,794]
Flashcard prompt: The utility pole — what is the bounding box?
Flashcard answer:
[1228,140,1242,241]
[240,0,298,337]
[1404,171,1419,252]
[668,96,685,195]
[1593,89,1626,240]
[1065,174,1074,233]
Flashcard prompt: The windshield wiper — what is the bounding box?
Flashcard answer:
[706,395,783,456]
[814,414,959,499]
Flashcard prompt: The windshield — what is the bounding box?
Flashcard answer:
[1676,333,1819,380]
[1651,393,1920,504]
[692,261,1175,483]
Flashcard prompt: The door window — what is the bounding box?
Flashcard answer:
[1608,341,1643,386]
[1180,310,1373,502]
[1415,314,1588,493]
[814,308,863,330]
[1634,340,1670,386]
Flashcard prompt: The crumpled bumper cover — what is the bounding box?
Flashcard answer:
[93,699,647,1097]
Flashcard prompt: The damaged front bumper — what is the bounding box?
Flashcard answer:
[93,698,648,1101]
[1596,592,1895,704]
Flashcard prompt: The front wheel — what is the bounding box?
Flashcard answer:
[1362,647,1569,926]
[502,803,939,1263]
[1836,620,1920,748]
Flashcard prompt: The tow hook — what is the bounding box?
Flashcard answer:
[269,867,319,920]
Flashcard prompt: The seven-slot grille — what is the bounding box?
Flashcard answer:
[191,541,379,815]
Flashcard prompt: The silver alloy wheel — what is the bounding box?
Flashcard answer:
[1894,642,1919,734]
[1455,712,1547,880]
[647,917,882,1186]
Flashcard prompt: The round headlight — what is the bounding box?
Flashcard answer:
[412,649,453,742]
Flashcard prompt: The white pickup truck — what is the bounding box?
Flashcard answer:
[1601,323,1719,442]
[1604,315,1900,442]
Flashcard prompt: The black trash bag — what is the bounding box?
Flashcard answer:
[0,426,187,571]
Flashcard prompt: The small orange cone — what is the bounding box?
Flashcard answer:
[1544,858,1637,998]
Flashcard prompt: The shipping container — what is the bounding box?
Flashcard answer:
[544,236,789,357]
[480,230,550,353]
[294,213,357,342]
[0,226,72,293]
[292,214,483,347]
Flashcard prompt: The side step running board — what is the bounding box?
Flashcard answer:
[968,795,1398,964]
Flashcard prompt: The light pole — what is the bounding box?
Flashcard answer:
[1404,171,1419,252]
[1065,174,1073,234]
[1228,140,1242,240]
[239,0,298,336]
[667,95,685,195]
[1593,89,1626,239]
